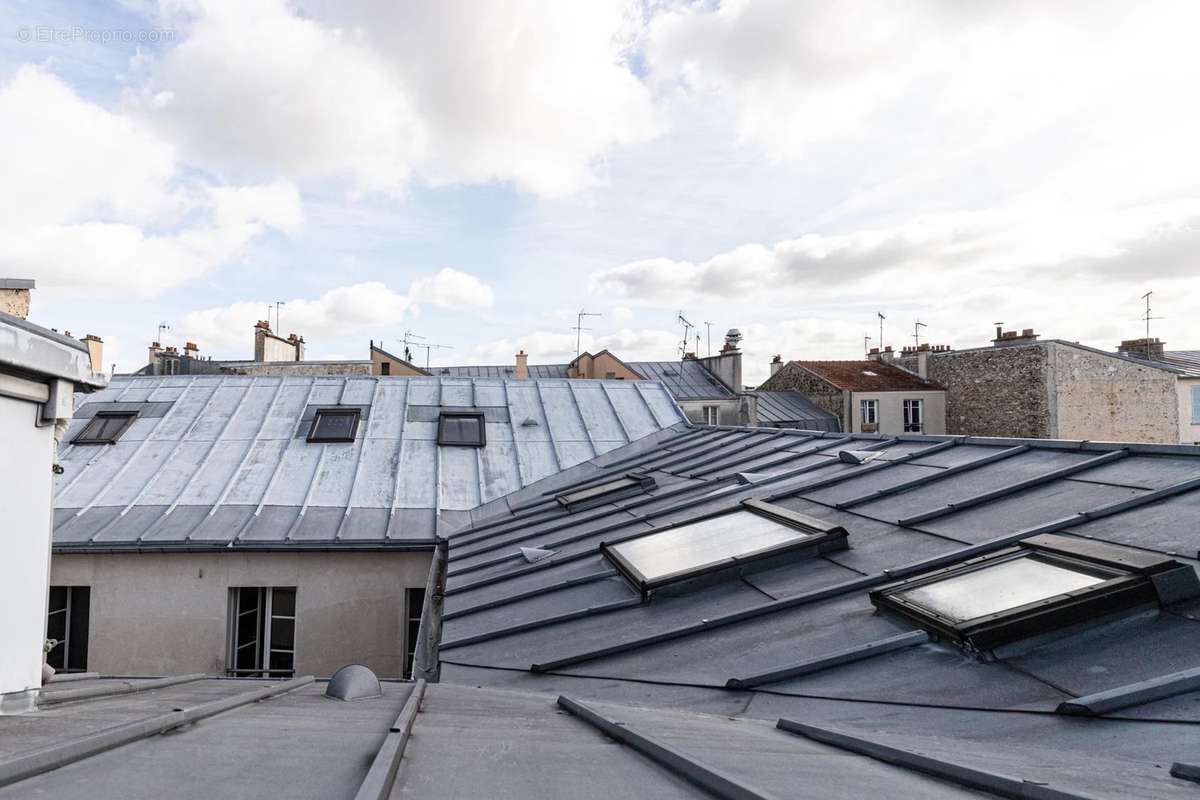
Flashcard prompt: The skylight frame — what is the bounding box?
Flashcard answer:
[306,407,361,443]
[71,410,139,445]
[556,473,656,513]
[869,535,1184,651]
[437,411,486,447]
[602,499,848,596]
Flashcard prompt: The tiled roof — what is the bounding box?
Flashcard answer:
[52,374,685,549]
[791,360,943,391]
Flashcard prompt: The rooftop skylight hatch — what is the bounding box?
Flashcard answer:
[438,412,485,447]
[307,408,361,443]
[556,473,656,513]
[602,498,848,597]
[870,533,1200,652]
[71,410,138,445]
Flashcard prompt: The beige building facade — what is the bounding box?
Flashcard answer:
[50,551,431,679]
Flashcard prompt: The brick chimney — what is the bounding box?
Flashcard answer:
[880,345,895,363]
[769,354,784,376]
[184,341,199,359]
[149,340,163,365]
[515,350,528,379]
[992,327,1040,347]
[82,335,104,375]
[1118,337,1165,360]
[287,333,304,361]
[0,279,34,319]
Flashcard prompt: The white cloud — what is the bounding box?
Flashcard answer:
[409,267,495,310]
[0,66,301,296]
[611,306,634,323]
[131,0,659,196]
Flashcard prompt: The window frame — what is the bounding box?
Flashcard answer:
[225,586,297,678]
[306,407,361,443]
[380,361,391,376]
[902,398,924,433]
[71,410,139,445]
[1191,384,1200,424]
[437,411,486,447]
[46,585,90,672]
[870,533,1193,651]
[860,398,879,431]
[556,473,656,513]
[702,405,719,425]
[602,498,848,596]
[404,587,426,679]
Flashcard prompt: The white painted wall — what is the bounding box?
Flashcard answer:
[0,393,55,703]
[848,390,947,435]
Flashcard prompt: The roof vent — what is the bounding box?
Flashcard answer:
[521,417,539,427]
[520,546,556,564]
[838,450,882,465]
[324,664,382,701]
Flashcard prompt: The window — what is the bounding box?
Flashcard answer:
[603,499,847,595]
[227,587,296,678]
[46,586,90,672]
[860,399,879,432]
[903,398,923,432]
[870,533,1199,651]
[72,410,138,445]
[702,406,719,425]
[556,473,656,513]
[438,412,486,446]
[307,408,360,443]
[1192,385,1200,423]
[381,361,391,375]
[605,371,616,380]
[404,587,426,679]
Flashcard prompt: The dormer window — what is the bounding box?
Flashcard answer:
[307,408,360,443]
[438,412,485,447]
[870,533,1200,651]
[556,474,656,513]
[603,499,847,596]
[72,410,138,445]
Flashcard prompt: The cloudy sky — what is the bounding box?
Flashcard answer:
[2,0,1197,384]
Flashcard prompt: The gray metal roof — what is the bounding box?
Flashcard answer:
[627,359,735,399]
[1158,351,1200,377]
[432,363,571,379]
[753,390,841,431]
[52,374,685,550]
[434,424,1200,798]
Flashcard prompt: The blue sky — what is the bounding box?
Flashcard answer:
[3,0,1199,384]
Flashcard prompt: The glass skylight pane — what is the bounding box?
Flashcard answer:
[608,511,811,584]
[897,557,1106,622]
[313,412,356,440]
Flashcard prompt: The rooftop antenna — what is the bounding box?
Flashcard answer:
[402,330,452,368]
[877,312,886,352]
[704,321,714,357]
[912,319,927,348]
[1140,290,1164,340]
[572,309,602,360]
[677,312,694,358]
[274,301,286,332]
[864,334,872,355]
[402,330,424,363]
[156,321,171,344]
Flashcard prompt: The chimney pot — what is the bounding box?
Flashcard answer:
[514,349,529,379]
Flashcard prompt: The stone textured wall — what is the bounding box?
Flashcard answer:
[920,345,1051,438]
[1050,343,1178,443]
[0,288,31,319]
[759,363,845,427]
[224,361,371,376]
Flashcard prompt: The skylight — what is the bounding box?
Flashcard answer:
[307,408,360,443]
[72,411,138,445]
[438,412,485,447]
[556,474,656,513]
[603,499,847,595]
[871,533,1200,651]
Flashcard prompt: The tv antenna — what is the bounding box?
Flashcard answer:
[402,330,453,368]
[877,312,886,352]
[912,319,927,348]
[1140,291,1164,340]
[156,321,171,344]
[703,321,714,357]
[676,312,695,358]
[572,309,602,360]
[864,334,872,355]
[274,301,286,332]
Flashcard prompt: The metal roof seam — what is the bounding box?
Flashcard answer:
[836,444,1031,509]
[599,381,633,444]
[441,568,620,620]
[439,596,643,650]
[335,378,382,540]
[205,376,288,517]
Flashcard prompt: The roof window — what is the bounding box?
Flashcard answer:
[871,533,1200,651]
[556,474,656,513]
[72,410,138,445]
[438,412,485,447]
[307,408,361,443]
[603,498,847,596]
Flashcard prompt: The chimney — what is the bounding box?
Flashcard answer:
[769,354,783,376]
[721,328,743,354]
[1118,337,1165,360]
[287,333,304,361]
[0,278,34,320]
[149,340,163,365]
[515,350,528,379]
[184,341,199,359]
[992,327,1040,347]
[82,335,104,375]
[880,345,894,363]
[253,320,270,361]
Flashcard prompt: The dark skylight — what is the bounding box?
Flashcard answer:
[438,412,485,447]
[307,408,361,443]
[556,474,655,512]
[71,411,138,445]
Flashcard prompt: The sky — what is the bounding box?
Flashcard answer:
[2,0,1198,386]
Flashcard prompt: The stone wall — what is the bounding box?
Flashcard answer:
[0,287,31,319]
[1049,342,1178,443]
[224,361,372,376]
[921,345,1051,438]
[759,363,845,427]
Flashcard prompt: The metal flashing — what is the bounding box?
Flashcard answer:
[352,680,426,800]
[725,631,931,689]
[836,444,1031,509]
[1056,665,1200,716]
[439,596,642,651]
[37,673,206,706]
